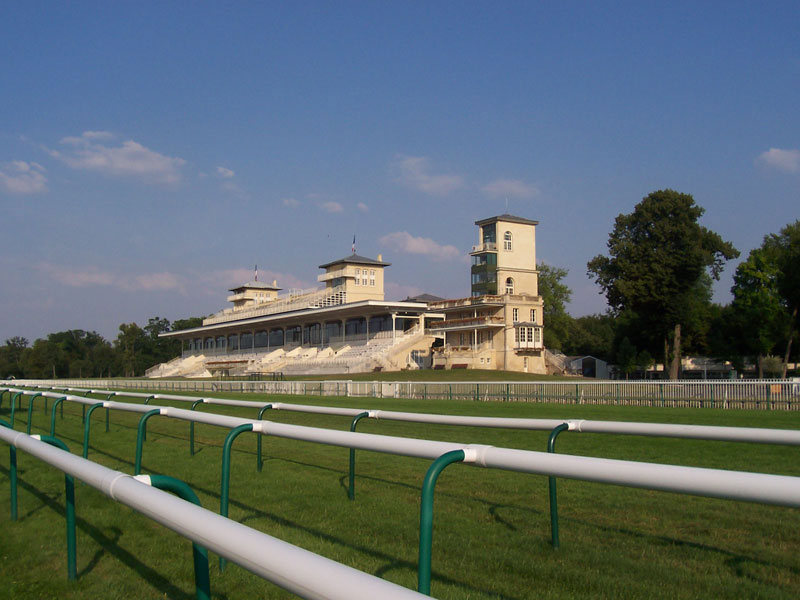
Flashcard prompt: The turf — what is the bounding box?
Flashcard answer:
[1,391,799,599]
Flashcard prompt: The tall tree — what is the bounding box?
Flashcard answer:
[730,247,785,377]
[587,189,738,379]
[537,263,573,351]
[758,220,800,377]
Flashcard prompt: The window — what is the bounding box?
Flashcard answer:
[505,277,514,295]
[504,231,512,251]
[530,309,536,322]
[254,330,268,348]
[354,268,360,286]
[370,269,375,286]
[240,332,253,349]
[269,328,284,347]
[512,308,519,322]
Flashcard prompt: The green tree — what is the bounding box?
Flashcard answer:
[115,323,147,377]
[762,220,800,377]
[730,247,786,377]
[587,189,738,379]
[0,337,28,377]
[538,263,573,351]
[563,314,615,360]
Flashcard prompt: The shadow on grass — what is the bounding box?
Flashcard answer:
[0,465,196,600]
[558,512,800,584]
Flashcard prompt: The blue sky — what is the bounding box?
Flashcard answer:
[1,1,798,344]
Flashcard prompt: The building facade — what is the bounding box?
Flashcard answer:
[429,215,546,373]
[152,214,547,377]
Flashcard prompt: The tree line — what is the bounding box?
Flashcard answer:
[545,190,798,379]
[1,190,797,380]
[0,317,202,379]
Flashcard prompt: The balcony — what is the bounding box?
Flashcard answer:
[428,316,505,331]
[470,242,497,254]
[429,295,505,310]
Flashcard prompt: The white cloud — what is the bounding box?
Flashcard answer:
[282,197,300,208]
[379,231,463,261]
[384,282,424,301]
[0,161,47,194]
[52,131,186,184]
[216,166,235,178]
[320,201,343,213]
[393,155,464,196]
[38,262,186,293]
[757,148,800,173]
[201,268,309,291]
[357,202,369,212]
[483,178,539,199]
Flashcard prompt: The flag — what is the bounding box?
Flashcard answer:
[352,235,356,254]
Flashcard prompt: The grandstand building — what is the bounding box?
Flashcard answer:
[149,214,546,377]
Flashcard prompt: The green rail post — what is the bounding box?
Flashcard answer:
[256,404,272,472]
[145,475,211,600]
[81,402,106,459]
[135,409,163,475]
[189,399,205,456]
[660,383,665,407]
[418,449,465,596]
[104,393,115,432]
[348,411,370,500]
[0,419,17,521]
[219,423,254,571]
[575,384,579,405]
[547,423,570,550]
[24,392,44,435]
[81,389,92,423]
[474,383,479,402]
[144,395,154,405]
[35,435,77,580]
[49,396,67,436]
[448,384,452,401]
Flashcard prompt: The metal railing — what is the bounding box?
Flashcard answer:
[5,379,800,409]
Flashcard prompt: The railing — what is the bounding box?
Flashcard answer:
[428,316,505,330]
[428,295,504,310]
[7,379,800,410]
[470,242,497,253]
[203,285,346,325]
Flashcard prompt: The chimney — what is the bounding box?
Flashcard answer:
[377,254,382,262]
[272,279,277,287]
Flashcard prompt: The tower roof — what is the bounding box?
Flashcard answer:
[318,254,390,269]
[475,214,539,226]
[228,281,281,293]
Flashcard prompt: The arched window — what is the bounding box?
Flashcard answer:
[505,277,514,295]
[503,231,512,251]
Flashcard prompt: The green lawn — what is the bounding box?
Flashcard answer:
[1,391,799,599]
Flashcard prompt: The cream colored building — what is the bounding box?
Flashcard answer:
[430,214,546,373]
[152,214,546,377]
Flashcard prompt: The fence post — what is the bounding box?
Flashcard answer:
[547,423,570,549]
[348,412,370,500]
[219,424,255,571]
[418,449,465,596]
[139,474,211,600]
[256,404,273,472]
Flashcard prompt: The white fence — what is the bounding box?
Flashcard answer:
[7,378,800,410]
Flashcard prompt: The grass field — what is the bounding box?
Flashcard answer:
[1,391,799,599]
